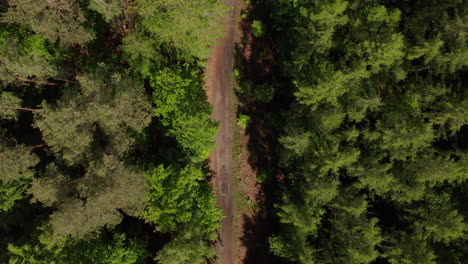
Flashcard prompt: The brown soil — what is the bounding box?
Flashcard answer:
[233,129,272,264]
[206,1,284,263]
[233,111,284,264]
[231,1,286,263]
[206,0,242,263]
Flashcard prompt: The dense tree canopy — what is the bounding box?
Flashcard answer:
[136,0,226,59]
[2,0,466,263]
[0,27,61,83]
[35,67,153,164]
[0,0,225,262]
[2,0,94,46]
[259,0,468,263]
[151,67,218,160]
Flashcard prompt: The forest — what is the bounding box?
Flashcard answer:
[237,0,467,263]
[0,0,467,264]
[0,0,226,263]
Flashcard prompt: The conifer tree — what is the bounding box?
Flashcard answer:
[2,0,94,46]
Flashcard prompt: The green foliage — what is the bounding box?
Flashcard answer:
[251,20,266,37]
[2,0,94,46]
[7,232,147,264]
[0,27,59,83]
[142,165,222,234]
[241,10,249,20]
[135,0,227,59]
[155,199,221,263]
[0,92,22,120]
[409,192,466,244]
[0,178,30,212]
[1,0,466,262]
[327,190,382,264]
[237,114,250,128]
[253,83,275,103]
[269,0,468,263]
[122,31,166,78]
[257,166,271,184]
[142,165,201,232]
[144,165,222,264]
[269,235,295,260]
[35,67,152,165]
[29,155,148,239]
[0,143,38,183]
[155,232,215,264]
[233,68,242,80]
[0,133,38,213]
[89,0,125,22]
[384,233,437,264]
[0,0,226,263]
[62,233,147,264]
[151,67,218,159]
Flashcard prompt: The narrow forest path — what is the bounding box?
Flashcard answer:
[206,0,241,263]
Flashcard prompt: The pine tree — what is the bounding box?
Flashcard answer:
[34,67,152,164]
[0,142,38,183]
[2,0,94,46]
[0,27,60,84]
[135,0,226,59]
[30,155,148,238]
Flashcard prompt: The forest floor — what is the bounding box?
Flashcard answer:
[207,1,281,263]
[232,124,278,264]
[229,1,286,263]
[206,0,242,263]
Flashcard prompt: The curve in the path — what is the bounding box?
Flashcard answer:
[206,0,240,263]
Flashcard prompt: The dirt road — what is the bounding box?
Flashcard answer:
[206,0,241,263]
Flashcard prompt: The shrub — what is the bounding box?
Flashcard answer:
[253,83,275,103]
[237,114,251,128]
[251,20,266,37]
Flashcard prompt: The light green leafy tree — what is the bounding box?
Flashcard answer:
[122,31,166,77]
[0,178,30,212]
[7,232,147,264]
[141,164,222,233]
[155,232,215,264]
[151,67,218,160]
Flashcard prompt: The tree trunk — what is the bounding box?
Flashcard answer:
[29,144,46,150]
[0,105,40,112]
[15,76,58,86]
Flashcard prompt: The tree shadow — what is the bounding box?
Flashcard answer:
[239,212,284,264]
[233,1,291,263]
[118,214,170,264]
